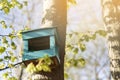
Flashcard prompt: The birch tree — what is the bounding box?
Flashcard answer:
[102,0,120,80]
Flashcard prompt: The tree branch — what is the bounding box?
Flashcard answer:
[0,61,23,71]
[0,35,9,36]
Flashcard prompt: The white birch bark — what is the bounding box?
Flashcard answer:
[102,0,120,80]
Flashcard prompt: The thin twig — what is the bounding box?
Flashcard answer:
[0,35,9,36]
[0,61,23,71]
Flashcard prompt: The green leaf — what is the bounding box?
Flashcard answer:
[8,77,17,80]
[36,64,42,71]
[11,42,17,50]
[97,30,107,37]
[0,59,3,62]
[8,51,14,56]
[26,63,37,73]
[3,7,10,14]
[16,30,22,38]
[83,35,89,42]
[10,0,17,7]
[73,48,79,54]
[8,64,14,68]
[9,34,15,39]
[0,63,5,69]
[24,26,30,31]
[0,2,4,9]
[66,44,73,51]
[73,60,78,67]
[42,65,51,72]
[43,55,52,65]
[17,3,23,9]
[79,58,86,66]
[4,56,11,60]
[45,58,52,65]
[0,21,7,28]
[64,72,69,79]
[65,62,71,67]
[9,3,14,8]
[9,25,13,28]
[79,44,86,52]
[2,72,9,79]
[36,55,52,72]
[23,1,28,6]
[10,56,17,62]
[2,37,8,44]
[68,34,72,38]
[0,46,6,54]
[68,0,77,5]
[1,37,9,47]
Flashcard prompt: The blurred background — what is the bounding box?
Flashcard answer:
[0,0,110,80]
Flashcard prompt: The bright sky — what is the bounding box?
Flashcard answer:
[67,0,105,32]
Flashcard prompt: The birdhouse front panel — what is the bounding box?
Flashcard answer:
[22,27,60,63]
[23,48,55,60]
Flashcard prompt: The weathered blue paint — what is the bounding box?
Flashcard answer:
[22,28,55,40]
[22,27,60,63]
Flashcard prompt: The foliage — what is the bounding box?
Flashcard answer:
[0,0,27,14]
[66,30,107,56]
[0,24,29,79]
[0,0,28,80]
[64,30,107,79]
[67,0,77,8]
[2,72,17,80]
[0,46,6,54]
[26,55,53,73]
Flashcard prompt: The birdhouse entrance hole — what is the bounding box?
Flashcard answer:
[28,36,50,51]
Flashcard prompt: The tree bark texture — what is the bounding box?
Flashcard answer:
[31,0,67,80]
[102,0,120,80]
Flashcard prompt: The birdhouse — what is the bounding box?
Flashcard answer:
[22,27,60,67]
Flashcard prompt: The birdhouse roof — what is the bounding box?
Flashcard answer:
[22,27,57,34]
[22,27,58,39]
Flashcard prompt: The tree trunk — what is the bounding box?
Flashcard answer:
[102,0,120,80]
[31,0,67,80]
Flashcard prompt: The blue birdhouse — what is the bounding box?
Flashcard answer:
[22,27,60,66]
